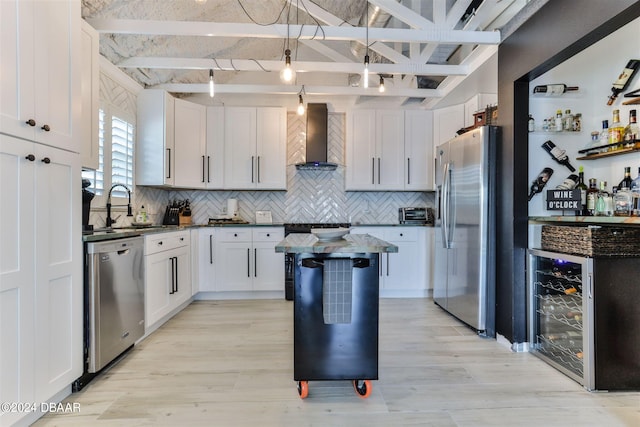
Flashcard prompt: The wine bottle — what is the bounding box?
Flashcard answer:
[586,178,598,215]
[618,166,632,189]
[555,174,579,190]
[533,84,579,95]
[541,140,576,172]
[575,166,588,215]
[607,59,640,105]
[624,109,639,142]
[528,167,554,201]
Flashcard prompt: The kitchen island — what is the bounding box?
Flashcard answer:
[275,233,397,399]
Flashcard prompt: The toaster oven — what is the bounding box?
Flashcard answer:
[398,207,428,224]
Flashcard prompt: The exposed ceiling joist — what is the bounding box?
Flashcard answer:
[368,0,435,29]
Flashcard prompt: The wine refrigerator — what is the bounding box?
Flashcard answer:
[527,249,640,391]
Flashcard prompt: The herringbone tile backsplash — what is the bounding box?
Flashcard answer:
[133,112,434,225]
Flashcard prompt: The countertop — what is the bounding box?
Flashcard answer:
[274,233,398,254]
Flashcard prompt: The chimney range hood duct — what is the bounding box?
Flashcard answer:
[295,103,337,171]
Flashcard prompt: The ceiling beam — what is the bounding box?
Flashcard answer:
[86,19,500,45]
[368,0,435,29]
[117,57,469,76]
[152,83,444,98]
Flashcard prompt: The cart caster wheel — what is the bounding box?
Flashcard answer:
[297,381,309,399]
[353,380,372,398]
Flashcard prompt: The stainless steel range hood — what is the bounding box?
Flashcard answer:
[295,103,338,171]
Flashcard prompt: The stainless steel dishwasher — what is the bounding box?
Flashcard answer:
[86,236,145,373]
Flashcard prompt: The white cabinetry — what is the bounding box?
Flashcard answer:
[463,93,498,128]
[351,226,428,296]
[0,0,81,152]
[214,227,284,292]
[432,104,465,148]
[205,106,225,188]
[80,20,99,170]
[195,228,216,292]
[136,90,175,186]
[224,107,286,190]
[0,134,82,426]
[144,231,192,332]
[347,110,433,191]
[173,98,207,188]
[346,110,404,190]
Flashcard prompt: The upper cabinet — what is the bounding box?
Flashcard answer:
[346,109,433,191]
[0,0,81,152]
[80,20,99,170]
[136,89,175,186]
[173,98,207,188]
[224,106,286,190]
[205,106,225,188]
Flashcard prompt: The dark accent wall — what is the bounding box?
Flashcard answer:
[496,0,640,344]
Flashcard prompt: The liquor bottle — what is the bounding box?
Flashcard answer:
[586,178,598,215]
[595,181,613,217]
[555,174,579,190]
[575,166,588,215]
[533,84,579,95]
[599,120,610,146]
[618,166,633,189]
[528,167,554,201]
[624,109,639,142]
[607,59,640,105]
[562,109,573,131]
[614,187,632,216]
[554,110,563,132]
[610,109,624,144]
[542,140,576,172]
[528,114,535,132]
[631,167,640,216]
[572,113,582,132]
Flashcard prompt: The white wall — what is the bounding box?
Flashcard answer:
[528,16,640,216]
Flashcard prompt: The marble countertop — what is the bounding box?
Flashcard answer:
[274,233,398,254]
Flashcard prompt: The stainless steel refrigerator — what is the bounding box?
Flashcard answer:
[434,126,498,336]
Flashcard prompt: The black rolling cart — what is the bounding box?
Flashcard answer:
[293,252,379,399]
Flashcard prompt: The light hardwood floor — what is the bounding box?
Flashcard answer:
[34,299,640,427]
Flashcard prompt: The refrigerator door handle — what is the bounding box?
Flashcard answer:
[442,162,451,249]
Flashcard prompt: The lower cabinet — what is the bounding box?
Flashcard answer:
[214,227,284,292]
[144,230,191,332]
[351,226,429,295]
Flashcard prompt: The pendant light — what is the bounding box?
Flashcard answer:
[282,49,294,82]
[363,1,369,88]
[297,86,306,115]
[209,69,215,98]
[378,75,385,93]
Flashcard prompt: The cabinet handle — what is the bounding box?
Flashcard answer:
[234,233,238,237]
[266,233,270,237]
[251,156,255,183]
[400,233,403,237]
[207,155,211,183]
[247,248,250,277]
[209,235,213,264]
[25,119,36,127]
[41,124,50,132]
[378,157,381,184]
[254,248,257,277]
[202,155,206,182]
[169,257,175,295]
[158,241,163,245]
[25,154,35,161]
[371,158,375,184]
[407,158,411,185]
[386,253,390,276]
[41,157,51,164]
[180,237,184,241]
[257,156,261,183]
[166,148,171,179]
[174,256,179,293]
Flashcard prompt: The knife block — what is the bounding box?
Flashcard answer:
[162,207,180,225]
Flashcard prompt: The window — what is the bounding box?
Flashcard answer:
[82,105,135,202]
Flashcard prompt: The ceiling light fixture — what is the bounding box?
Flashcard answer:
[379,75,385,93]
[297,86,306,115]
[363,2,370,89]
[282,49,294,83]
[209,68,215,98]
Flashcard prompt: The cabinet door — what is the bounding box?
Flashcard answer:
[197,228,216,292]
[0,135,36,426]
[256,107,286,190]
[80,20,99,169]
[224,107,257,189]
[33,0,80,151]
[173,98,207,188]
[33,144,82,401]
[136,90,175,186]
[253,244,284,291]
[433,104,465,147]
[376,110,405,190]
[346,110,377,190]
[384,228,426,292]
[0,0,35,141]
[206,106,225,188]
[404,110,433,190]
[215,242,252,291]
[145,252,173,329]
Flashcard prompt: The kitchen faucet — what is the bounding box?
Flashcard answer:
[106,184,133,227]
